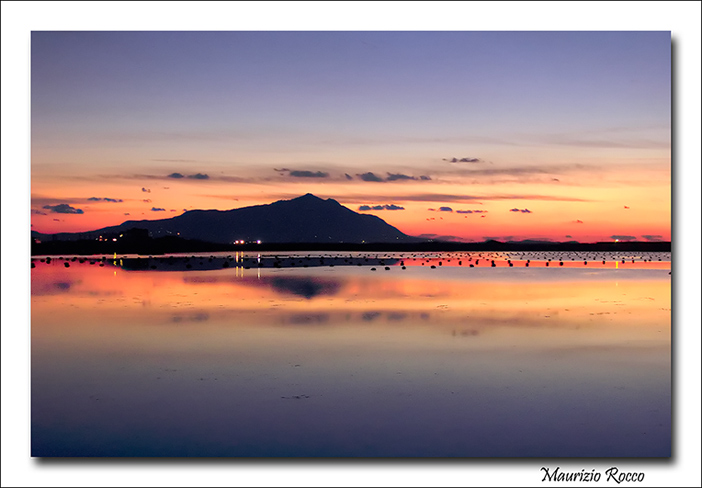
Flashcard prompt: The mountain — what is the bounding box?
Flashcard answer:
[33,194,421,244]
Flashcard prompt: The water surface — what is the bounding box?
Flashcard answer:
[31,252,671,457]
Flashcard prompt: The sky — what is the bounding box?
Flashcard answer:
[31,31,671,242]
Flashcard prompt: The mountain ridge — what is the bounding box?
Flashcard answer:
[32,193,422,244]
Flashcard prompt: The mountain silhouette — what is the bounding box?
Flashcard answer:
[34,194,420,244]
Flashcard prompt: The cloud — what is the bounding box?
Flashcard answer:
[438,207,453,212]
[169,172,210,179]
[345,173,353,180]
[143,199,152,203]
[444,157,483,163]
[142,187,151,193]
[31,209,47,215]
[565,235,572,238]
[358,204,405,211]
[356,172,432,182]
[641,235,665,242]
[385,173,416,181]
[573,219,584,224]
[87,197,123,202]
[341,193,590,203]
[288,170,329,178]
[151,207,166,212]
[43,204,84,214]
[124,213,130,216]
[357,172,384,182]
[611,235,637,241]
[510,208,532,213]
[418,233,438,238]
[456,209,488,214]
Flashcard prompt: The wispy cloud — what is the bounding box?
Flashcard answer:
[151,207,166,212]
[510,208,532,213]
[611,235,637,241]
[342,193,591,203]
[456,209,487,214]
[641,234,665,242]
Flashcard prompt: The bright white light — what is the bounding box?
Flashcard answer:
[257,240,261,244]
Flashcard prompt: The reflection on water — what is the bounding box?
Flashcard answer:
[31,252,671,457]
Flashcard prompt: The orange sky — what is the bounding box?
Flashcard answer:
[30,32,671,242]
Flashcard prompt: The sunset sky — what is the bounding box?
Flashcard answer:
[31,31,671,242]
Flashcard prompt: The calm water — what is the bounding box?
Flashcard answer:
[31,252,671,457]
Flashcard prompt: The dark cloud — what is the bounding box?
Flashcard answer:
[552,178,560,182]
[573,219,584,224]
[438,207,453,212]
[565,235,572,238]
[31,209,48,215]
[43,204,84,214]
[169,172,209,180]
[288,170,329,178]
[418,233,438,238]
[124,213,130,216]
[641,235,665,242]
[611,235,637,241]
[456,209,487,214]
[444,157,483,163]
[143,199,152,203]
[510,208,532,213]
[87,197,123,202]
[386,173,416,181]
[357,172,384,182]
[345,173,354,180]
[358,204,405,211]
[142,187,151,193]
[151,207,166,212]
[357,172,432,182]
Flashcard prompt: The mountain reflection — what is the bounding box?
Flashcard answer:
[269,276,342,299]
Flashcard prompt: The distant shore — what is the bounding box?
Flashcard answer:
[31,235,671,256]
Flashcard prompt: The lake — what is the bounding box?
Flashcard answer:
[31,251,671,457]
